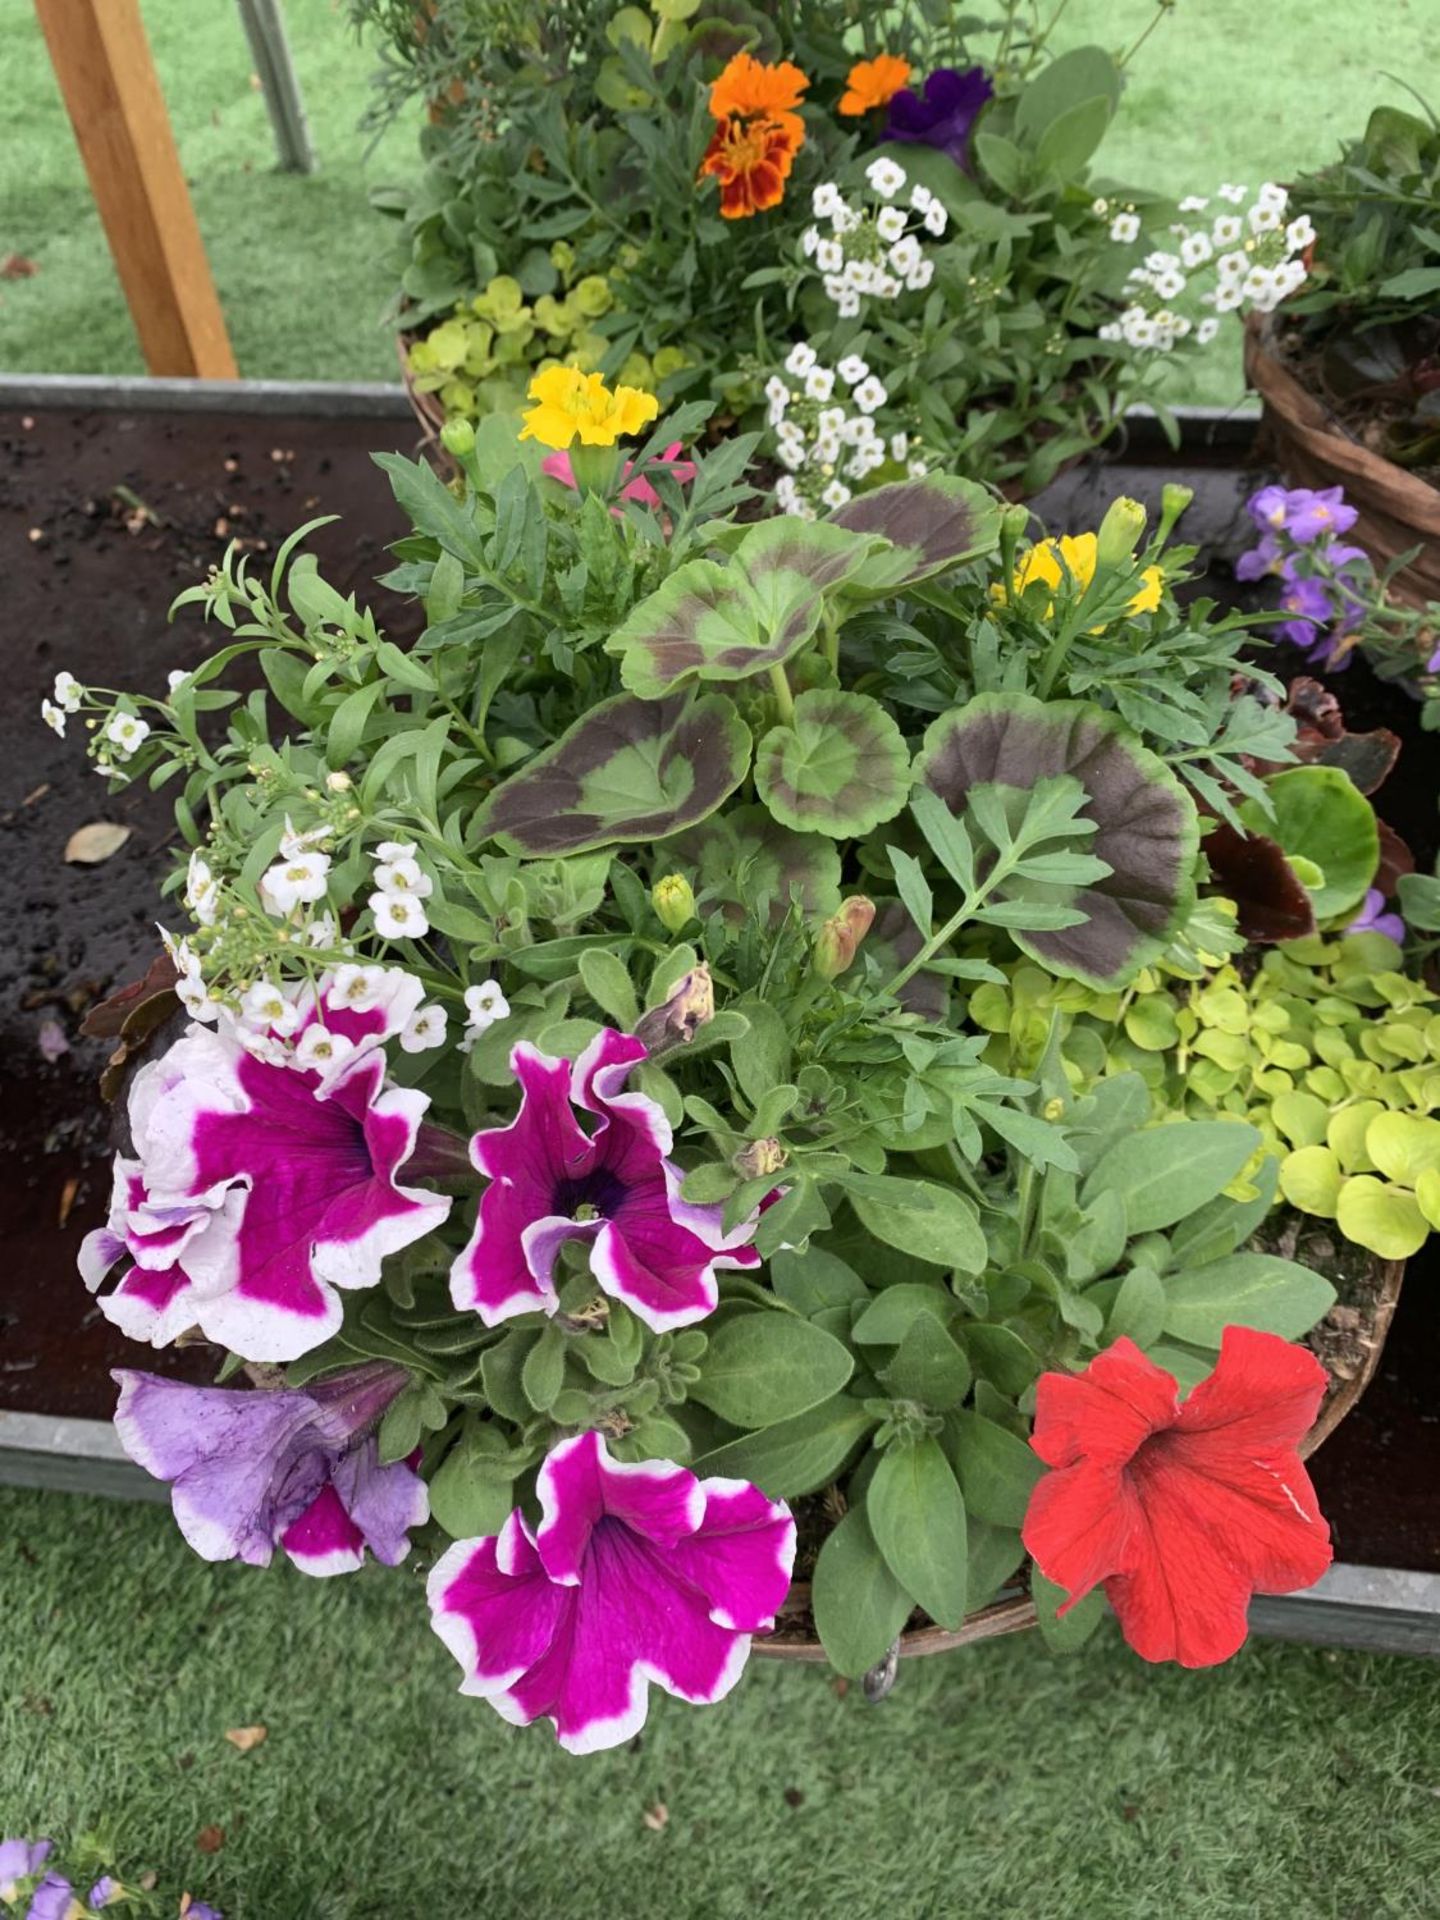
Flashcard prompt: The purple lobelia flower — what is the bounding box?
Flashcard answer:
[0,1841,53,1903]
[1348,887,1405,943]
[1246,483,1358,544]
[1234,530,1284,582]
[112,1363,427,1575]
[1276,574,1344,659]
[86,1879,118,1910]
[79,972,454,1363]
[428,1429,795,1753]
[449,1028,762,1333]
[883,65,993,168]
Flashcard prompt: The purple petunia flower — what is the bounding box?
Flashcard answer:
[883,65,993,168]
[23,1874,75,1920]
[427,1430,795,1753]
[1347,888,1405,943]
[1246,483,1358,544]
[450,1028,762,1334]
[0,1841,53,1902]
[112,1363,427,1575]
[79,971,454,1363]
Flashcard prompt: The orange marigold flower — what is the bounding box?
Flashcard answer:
[708,51,808,140]
[699,51,809,220]
[699,116,803,220]
[838,53,912,116]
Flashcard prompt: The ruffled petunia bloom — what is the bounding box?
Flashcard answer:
[0,1840,53,1902]
[80,973,454,1363]
[839,54,912,116]
[112,1363,427,1575]
[700,52,809,219]
[428,1430,795,1753]
[450,1029,761,1332]
[1022,1326,1332,1667]
[883,65,992,169]
[519,366,659,451]
[541,441,696,513]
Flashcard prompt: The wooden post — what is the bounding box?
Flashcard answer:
[34,0,238,378]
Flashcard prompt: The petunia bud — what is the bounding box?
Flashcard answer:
[814,896,876,980]
[1157,482,1195,544]
[1096,494,1147,567]
[733,1136,788,1179]
[651,873,696,934]
[632,963,714,1056]
[439,417,476,458]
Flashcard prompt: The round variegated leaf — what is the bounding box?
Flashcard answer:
[755,691,911,840]
[661,804,842,925]
[828,473,1004,595]
[473,691,751,856]
[914,693,1198,988]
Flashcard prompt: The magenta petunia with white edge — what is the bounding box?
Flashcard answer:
[427,1430,796,1753]
[449,1028,761,1334]
[112,1363,428,1575]
[79,971,452,1363]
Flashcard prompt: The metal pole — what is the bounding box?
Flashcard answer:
[234,0,316,175]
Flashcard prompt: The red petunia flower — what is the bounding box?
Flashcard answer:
[1022,1326,1332,1667]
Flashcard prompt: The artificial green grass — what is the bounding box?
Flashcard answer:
[2,0,1436,396]
[3,1483,1438,1919]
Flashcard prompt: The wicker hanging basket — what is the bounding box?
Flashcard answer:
[1244,314,1440,609]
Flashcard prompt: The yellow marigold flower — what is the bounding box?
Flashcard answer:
[518,365,660,451]
[839,54,911,116]
[999,532,1164,626]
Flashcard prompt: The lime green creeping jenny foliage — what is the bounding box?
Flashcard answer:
[971,931,1440,1262]
[71,402,1361,1673]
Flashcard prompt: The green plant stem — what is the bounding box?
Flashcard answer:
[768,662,796,725]
[1120,0,1173,68]
[872,858,1014,1004]
[821,611,840,676]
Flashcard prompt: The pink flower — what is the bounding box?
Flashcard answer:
[449,1028,761,1333]
[79,972,453,1362]
[428,1430,795,1752]
[112,1363,427,1575]
[1022,1327,1332,1667]
[541,440,696,511]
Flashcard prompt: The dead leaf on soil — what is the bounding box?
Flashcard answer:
[224,1725,268,1753]
[64,822,132,865]
[1,254,38,279]
[641,1802,669,1832]
[195,1825,225,1854]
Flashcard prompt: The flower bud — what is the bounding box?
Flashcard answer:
[814,896,877,980]
[324,770,352,792]
[651,873,696,934]
[632,963,713,1056]
[733,1136,788,1180]
[1096,494,1147,567]
[1157,482,1195,543]
[439,417,476,458]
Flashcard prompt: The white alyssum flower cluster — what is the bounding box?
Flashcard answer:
[765,345,927,520]
[459,980,511,1052]
[1095,182,1310,353]
[367,838,433,942]
[260,818,334,917]
[40,669,84,738]
[801,160,946,318]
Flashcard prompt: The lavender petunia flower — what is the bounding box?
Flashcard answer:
[0,1841,53,1902]
[1246,483,1358,543]
[428,1430,795,1753]
[883,65,993,169]
[1347,888,1405,943]
[23,1875,75,1920]
[112,1363,427,1575]
[80,971,454,1363]
[450,1028,762,1334]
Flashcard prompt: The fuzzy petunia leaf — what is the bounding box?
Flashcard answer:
[473,691,751,855]
[828,473,1005,593]
[914,693,1199,989]
[754,691,911,839]
[608,519,881,699]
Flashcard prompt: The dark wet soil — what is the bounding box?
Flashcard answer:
[0,403,424,1419]
[2,402,1435,1575]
